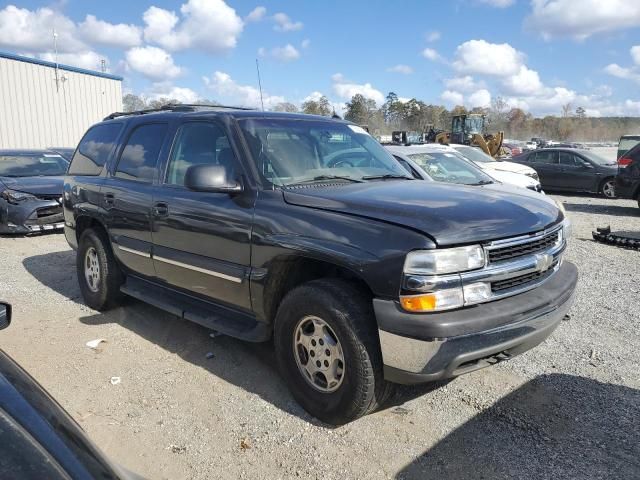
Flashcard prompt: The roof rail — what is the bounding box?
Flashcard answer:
[103,103,256,121]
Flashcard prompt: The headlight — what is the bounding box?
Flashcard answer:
[1,189,37,204]
[403,245,485,275]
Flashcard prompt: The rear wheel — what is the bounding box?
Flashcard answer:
[274,279,393,424]
[77,228,123,311]
[601,178,615,198]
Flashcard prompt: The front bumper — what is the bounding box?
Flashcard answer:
[376,261,578,384]
[0,198,64,234]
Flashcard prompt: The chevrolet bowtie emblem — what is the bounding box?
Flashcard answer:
[535,253,553,272]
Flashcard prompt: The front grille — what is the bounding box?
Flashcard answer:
[488,230,559,263]
[491,263,557,292]
[36,206,62,218]
[36,194,62,202]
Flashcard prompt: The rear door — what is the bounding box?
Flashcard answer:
[559,151,595,190]
[530,150,560,188]
[104,122,169,278]
[150,120,254,310]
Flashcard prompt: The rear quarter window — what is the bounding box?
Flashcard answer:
[68,123,123,176]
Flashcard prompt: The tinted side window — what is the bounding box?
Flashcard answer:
[68,123,122,175]
[533,151,558,165]
[559,152,578,166]
[115,123,168,182]
[166,122,236,186]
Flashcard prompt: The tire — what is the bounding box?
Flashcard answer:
[600,178,615,198]
[76,228,123,311]
[274,279,394,424]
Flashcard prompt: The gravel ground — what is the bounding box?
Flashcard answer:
[0,192,638,480]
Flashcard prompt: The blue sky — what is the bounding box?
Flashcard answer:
[2,0,640,116]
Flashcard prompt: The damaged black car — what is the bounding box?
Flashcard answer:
[0,150,68,234]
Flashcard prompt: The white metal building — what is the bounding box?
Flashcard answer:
[0,51,122,149]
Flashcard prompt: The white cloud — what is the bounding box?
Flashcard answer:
[453,39,523,76]
[245,6,266,22]
[604,63,640,84]
[526,0,640,41]
[270,44,301,62]
[143,0,243,52]
[301,39,311,49]
[332,74,384,104]
[426,30,440,42]
[125,46,182,80]
[502,65,544,95]
[203,71,285,108]
[467,89,492,107]
[303,91,324,102]
[422,48,443,62]
[78,15,141,48]
[444,75,484,92]
[631,45,640,65]
[273,12,303,32]
[38,51,106,71]
[387,64,413,74]
[148,81,200,103]
[441,90,464,106]
[478,0,514,7]
[0,5,85,53]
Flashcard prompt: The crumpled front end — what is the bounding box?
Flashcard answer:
[0,194,64,234]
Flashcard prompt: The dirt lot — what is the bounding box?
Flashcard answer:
[0,192,638,480]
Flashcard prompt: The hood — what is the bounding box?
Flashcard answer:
[483,161,535,175]
[0,176,64,196]
[486,169,537,188]
[283,181,561,246]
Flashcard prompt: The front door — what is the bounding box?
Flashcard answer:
[559,151,596,190]
[151,121,254,310]
[104,122,168,278]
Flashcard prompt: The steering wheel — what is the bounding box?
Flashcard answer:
[327,152,364,168]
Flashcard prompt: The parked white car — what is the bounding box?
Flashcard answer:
[385,144,544,193]
[451,144,540,180]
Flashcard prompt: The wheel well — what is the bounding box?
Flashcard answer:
[75,216,107,241]
[600,176,614,189]
[263,256,373,323]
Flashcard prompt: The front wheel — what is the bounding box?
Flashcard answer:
[274,279,393,425]
[601,178,615,198]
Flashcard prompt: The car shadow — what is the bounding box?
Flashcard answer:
[396,374,639,479]
[23,251,444,425]
[562,201,638,217]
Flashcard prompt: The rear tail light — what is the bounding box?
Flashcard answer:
[618,157,632,167]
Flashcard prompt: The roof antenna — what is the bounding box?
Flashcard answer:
[53,29,60,92]
[255,58,265,111]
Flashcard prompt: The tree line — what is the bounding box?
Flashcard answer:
[123,92,640,142]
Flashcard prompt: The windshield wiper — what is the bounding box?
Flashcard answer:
[284,175,365,187]
[361,174,413,181]
[469,180,494,186]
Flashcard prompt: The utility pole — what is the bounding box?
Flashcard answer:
[53,29,60,92]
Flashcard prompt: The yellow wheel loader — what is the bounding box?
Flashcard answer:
[434,114,505,158]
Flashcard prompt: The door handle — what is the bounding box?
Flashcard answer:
[152,202,169,217]
[104,192,115,207]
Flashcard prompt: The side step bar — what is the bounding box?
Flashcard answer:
[121,276,271,342]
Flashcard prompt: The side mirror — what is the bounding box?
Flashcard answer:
[184,164,243,194]
[0,302,11,330]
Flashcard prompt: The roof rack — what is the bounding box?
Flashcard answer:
[103,103,256,121]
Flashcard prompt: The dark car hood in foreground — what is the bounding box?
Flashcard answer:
[0,176,64,196]
[283,181,562,246]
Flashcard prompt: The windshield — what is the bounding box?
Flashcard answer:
[238,119,410,186]
[453,145,495,163]
[407,151,494,185]
[465,116,484,134]
[0,154,68,177]
[581,150,616,165]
